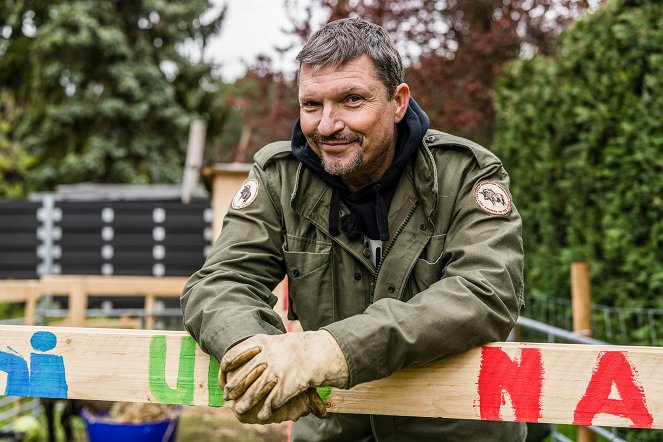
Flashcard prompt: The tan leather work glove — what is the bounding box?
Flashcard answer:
[226,388,326,424]
[220,330,348,421]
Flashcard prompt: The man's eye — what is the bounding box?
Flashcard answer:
[348,95,362,103]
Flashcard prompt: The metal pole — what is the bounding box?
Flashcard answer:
[181,119,206,203]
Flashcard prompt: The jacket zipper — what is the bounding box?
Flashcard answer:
[369,199,418,304]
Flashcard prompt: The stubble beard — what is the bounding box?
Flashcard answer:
[310,132,364,177]
[321,150,364,176]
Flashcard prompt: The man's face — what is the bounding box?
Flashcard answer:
[298,55,409,190]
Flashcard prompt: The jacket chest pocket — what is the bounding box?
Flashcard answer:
[282,238,334,330]
[408,233,448,297]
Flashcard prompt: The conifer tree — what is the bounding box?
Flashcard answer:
[0,0,227,193]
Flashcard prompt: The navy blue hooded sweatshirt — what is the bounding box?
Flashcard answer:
[291,97,430,244]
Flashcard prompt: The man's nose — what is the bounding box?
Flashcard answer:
[317,107,343,136]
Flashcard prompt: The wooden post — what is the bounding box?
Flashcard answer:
[204,163,252,242]
[572,262,592,338]
[571,261,595,442]
[512,323,521,342]
[144,294,156,330]
[24,281,39,326]
[66,281,88,327]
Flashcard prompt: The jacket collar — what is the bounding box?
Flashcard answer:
[291,138,439,232]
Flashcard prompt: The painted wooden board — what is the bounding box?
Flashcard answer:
[0,325,661,430]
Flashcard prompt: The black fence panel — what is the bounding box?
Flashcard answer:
[0,198,212,279]
[54,200,211,277]
[0,200,40,279]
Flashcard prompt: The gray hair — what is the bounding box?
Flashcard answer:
[296,18,403,98]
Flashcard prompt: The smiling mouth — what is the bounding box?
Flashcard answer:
[312,133,362,144]
[311,134,362,153]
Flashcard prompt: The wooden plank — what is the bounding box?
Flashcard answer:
[0,280,42,303]
[0,325,662,429]
[40,275,187,296]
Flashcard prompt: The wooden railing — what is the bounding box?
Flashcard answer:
[0,275,187,329]
[0,280,42,326]
[0,325,660,430]
[0,275,287,330]
[1,273,661,432]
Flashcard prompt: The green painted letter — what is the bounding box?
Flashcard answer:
[149,336,196,405]
[316,386,332,402]
[207,356,224,407]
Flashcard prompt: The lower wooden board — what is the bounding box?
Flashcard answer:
[0,325,661,429]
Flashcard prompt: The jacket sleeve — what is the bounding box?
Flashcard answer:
[180,164,287,362]
[323,159,524,388]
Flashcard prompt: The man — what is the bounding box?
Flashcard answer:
[182,18,526,441]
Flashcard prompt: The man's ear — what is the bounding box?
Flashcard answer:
[393,83,411,123]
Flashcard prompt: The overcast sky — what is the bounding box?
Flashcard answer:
[206,0,318,81]
[203,1,605,82]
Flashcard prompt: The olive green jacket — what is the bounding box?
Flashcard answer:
[181,129,526,441]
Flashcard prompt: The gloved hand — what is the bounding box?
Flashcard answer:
[226,388,326,424]
[222,357,326,423]
[219,330,348,421]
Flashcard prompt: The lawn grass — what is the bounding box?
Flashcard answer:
[176,406,287,442]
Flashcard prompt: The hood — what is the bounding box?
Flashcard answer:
[291,97,430,241]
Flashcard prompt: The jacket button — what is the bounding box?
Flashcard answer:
[425,135,436,143]
[292,269,300,277]
[419,224,427,231]
[354,273,362,281]
[388,285,396,293]
[362,248,371,258]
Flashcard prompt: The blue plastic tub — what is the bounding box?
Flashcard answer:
[81,407,181,442]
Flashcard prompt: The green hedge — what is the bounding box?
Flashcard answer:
[493,0,663,309]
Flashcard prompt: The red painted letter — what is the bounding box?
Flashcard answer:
[574,351,653,428]
[477,347,543,422]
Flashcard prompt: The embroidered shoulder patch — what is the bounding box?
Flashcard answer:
[474,181,512,216]
[231,178,260,209]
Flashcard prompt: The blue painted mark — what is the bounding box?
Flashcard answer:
[0,350,29,396]
[31,331,57,352]
[0,331,68,399]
